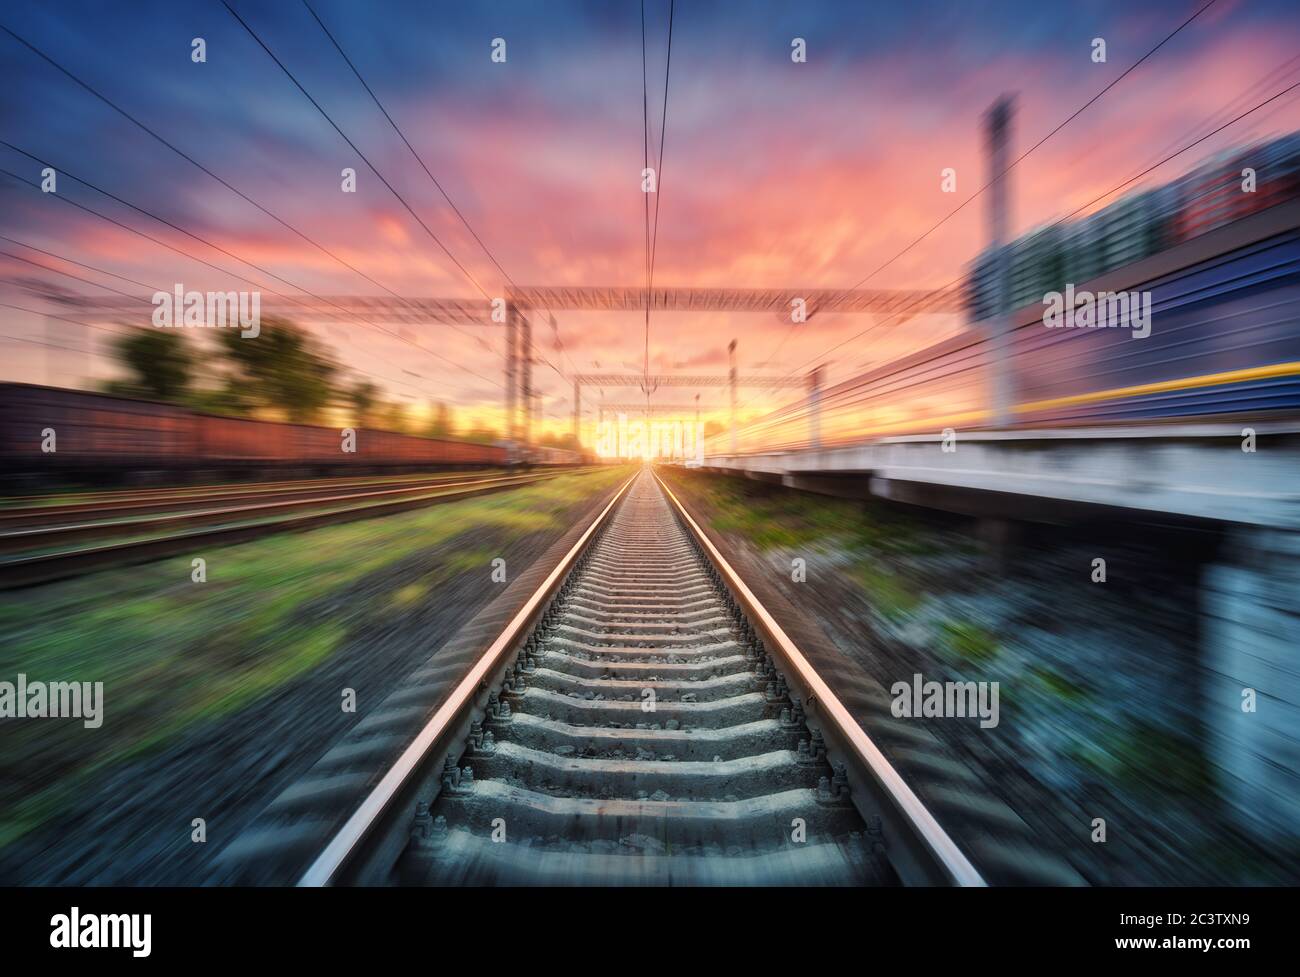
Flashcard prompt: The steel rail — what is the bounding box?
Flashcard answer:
[296,470,638,886]
[0,469,588,589]
[0,469,512,521]
[0,470,572,548]
[654,470,987,886]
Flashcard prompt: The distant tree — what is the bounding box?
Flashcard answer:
[379,400,410,434]
[216,318,336,423]
[427,401,453,438]
[461,426,501,445]
[540,432,579,451]
[349,380,378,426]
[703,420,725,440]
[108,329,193,402]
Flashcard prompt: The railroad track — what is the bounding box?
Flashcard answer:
[283,467,982,886]
[0,469,512,524]
[0,468,592,589]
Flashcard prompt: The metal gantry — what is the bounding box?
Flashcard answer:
[32,282,956,451]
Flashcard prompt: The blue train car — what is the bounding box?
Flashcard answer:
[1010,223,1300,425]
[713,201,1300,456]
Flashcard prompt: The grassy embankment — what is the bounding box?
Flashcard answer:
[665,468,1213,802]
[0,465,630,848]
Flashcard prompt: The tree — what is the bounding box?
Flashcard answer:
[379,400,410,434]
[216,318,337,423]
[349,380,378,426]
[461,426,501,445]
[109,329,193,402]
[427,401,453,438]
[540,432,579,451]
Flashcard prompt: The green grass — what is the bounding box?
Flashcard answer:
[856,563,922,620]
[664,469,943,620]
[0,465,630,850]
[668,469,937,559]
[936,619,1000,664]
[1072,720,1212,797]
[1029,664,1089,703]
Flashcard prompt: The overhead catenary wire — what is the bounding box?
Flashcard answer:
[226,0,572,398]
[0,20,416,306]
[0,173,502,401]
[295,0,579,396]
[636,0,675,400]
[0,155,503,391]
[0,12,504,363]
[219,0,494,301]
[0,256,462,404]
[724,76,1300,446]
[0,233,159,292]
[640,0,652,391]
[739,0,1223,416]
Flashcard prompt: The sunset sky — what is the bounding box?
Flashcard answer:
[2,0,1299,438]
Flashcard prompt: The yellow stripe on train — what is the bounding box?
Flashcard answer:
[1014,361,1300,414]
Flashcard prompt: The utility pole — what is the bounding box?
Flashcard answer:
[728,338,738,454]
[521,314,533,446]
[694,392,702,463]
[573,378,581,448]
[808,365,823,450]
[985,95,1016,427]
[505,303,518,450]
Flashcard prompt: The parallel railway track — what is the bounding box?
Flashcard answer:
[0,469,513,523]
[0,468,592,589]
[286,467,983,886]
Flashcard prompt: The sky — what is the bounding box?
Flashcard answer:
[2,0,1299,438]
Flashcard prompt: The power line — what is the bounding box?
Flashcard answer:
[646,0,675,371]
[741,0,1222,412]
[301,0,511,289]
[0,163,503,390]
[0,247,152,304]
[1,15,510,372]
[1050,80,1300,228]
[220,0,491,300]
[640,0,652,389]
[299,0,517,360]
[737,0,1223,422]
[0,140,323,301]
[0,301,132,338]
[727,77,1300,443]
[845,0,1220,293]
[0,249,465,402]
[2,140,489,387]
[634,0,676,396]
[221,0,568,401]
[293,0,576,389]
[0,162,290,296]
[0,233,159,292]
[0,330,96,356]
[0,19,405,303]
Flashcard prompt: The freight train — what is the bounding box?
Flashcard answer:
[0,384,582,486]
